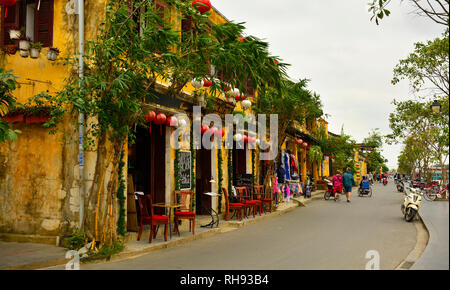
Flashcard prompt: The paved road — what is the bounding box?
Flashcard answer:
[49,182,417,270]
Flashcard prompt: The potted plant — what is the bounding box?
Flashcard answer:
[22,93,63,126]
[2,106,25,123]
[5,44,17,55]
[30,42,42,59]
[47,47,60,61]
[9,25,21,40]
[18,36,31,51]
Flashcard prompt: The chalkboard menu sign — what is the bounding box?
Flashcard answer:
[179,151,191,190]
[234,174,254,188]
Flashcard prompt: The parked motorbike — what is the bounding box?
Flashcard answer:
[401,185,422,222]
[396,179,404,192]
[323,178,336,200]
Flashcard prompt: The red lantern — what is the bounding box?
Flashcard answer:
[221,129,225,137]
[201,125,209,135]
[239,36,246,42]
[296,139,303,145]
[144,110,156,123]
[192,0,211,14]
[248,137,256,144]
[243,135,249,143]
[154,113,167,135]
[302,142,308,148]
[1,0,16,18]
[235,95,245,101]
[203,79,212,87]
[166,116,178,127]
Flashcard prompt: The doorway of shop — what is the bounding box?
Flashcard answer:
[128,124,166,215]
[195,148,212,215]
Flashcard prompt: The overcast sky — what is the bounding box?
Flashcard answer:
[212,0,444,170]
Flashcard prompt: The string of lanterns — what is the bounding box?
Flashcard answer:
[144,110,182,135]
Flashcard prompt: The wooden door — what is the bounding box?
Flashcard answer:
[196,148,211,214]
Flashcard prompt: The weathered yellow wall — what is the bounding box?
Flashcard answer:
[0,0,109,236]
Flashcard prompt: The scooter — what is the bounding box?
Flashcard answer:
[323,178,336,200]
[401,185,422,222]
[382,177,388,186]
[396,179,404,192]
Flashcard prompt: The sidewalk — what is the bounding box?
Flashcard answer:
[411,200,449,270]
[1,194,315,270]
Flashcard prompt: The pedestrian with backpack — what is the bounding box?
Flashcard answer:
[343,167,355,203]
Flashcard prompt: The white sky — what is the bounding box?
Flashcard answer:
[212,0,444,170]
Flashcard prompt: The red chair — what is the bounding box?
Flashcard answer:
[254,185,271,214]
[174,190,196,235]
[235,186,260,218]
[137,194,169,243]
[222,187,244,221]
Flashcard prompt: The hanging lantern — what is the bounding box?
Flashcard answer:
[144,110,156,123]
[1,0,16,18]
[296,138,303,145]
[235,95,245,101]
[248,136,257,144]
[203,79,213,87]
[191,78,204,89]
[242,99,252,109]
[243,135,249,143]
[221,129,225,138]
[192,0,211,14]
[229,88,240,97]
[234,133,243,142]
[255,139,261,145]
[201,125,210,135]
[154,113,167,136]
[166,116,178,127]
[178,119,187,128]
[302,142,308,148]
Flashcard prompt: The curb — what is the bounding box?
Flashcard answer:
[33,201,303,270]
[395,214,429,270]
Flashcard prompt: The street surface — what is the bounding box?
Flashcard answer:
[49,182,417,270]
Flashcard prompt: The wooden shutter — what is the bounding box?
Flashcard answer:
[34,0,53,47]
[1,3,19,46]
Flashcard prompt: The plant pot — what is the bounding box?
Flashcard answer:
[9,30,21,40]
[19,40,30,50]
[6,44,17,55]
[19,49,29,58]
[3,113,25,123]
[25,115,50,124]
[47,50,59,61]
[30,48,40,59]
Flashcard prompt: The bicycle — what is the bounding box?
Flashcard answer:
[423,184,448,201]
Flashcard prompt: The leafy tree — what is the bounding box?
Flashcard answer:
[255,78,323,188]
[387,98,449,184]
[392,31,449,99]
[0,69,21,142]
[368,0,450,27]
[361,128,389,174]
[50,0,288,246]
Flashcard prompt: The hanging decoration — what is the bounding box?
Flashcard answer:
[201,125,210,135]
[144,110,156,133]
[235,95,246,101]
[192,0,212,14]
[233,133,243,142]
[166,116,178,127]
[154,113,167,136]
[296,138,303,145]
[191,79,204,89]
[203,79,213,87]
[302,142,308,148]
[242,99,252,109]
[1,0,16,18]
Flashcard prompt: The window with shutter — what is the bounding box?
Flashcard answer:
[1,2,19,46]
[1,0,53,47]
[34,0,53,47]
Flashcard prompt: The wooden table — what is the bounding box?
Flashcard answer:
[152,203,182,240]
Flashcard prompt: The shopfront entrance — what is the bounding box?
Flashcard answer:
[195,148,212,215]
[128,124,166,214]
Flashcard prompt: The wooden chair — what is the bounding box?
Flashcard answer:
[254,185,272,213]
[174,190,196,235]
[223,187,244,221]
[235,186,260,218]
[137,194,169,243]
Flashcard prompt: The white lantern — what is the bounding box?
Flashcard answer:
[178,119,187,128]
[230,88,240,97]
[234,134,243,142]
[242,99,252,109]
[255,139,261,145]
[191,79,204,89]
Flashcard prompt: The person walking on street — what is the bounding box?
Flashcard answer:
[343,167,355,203]
[332,170,343,201]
